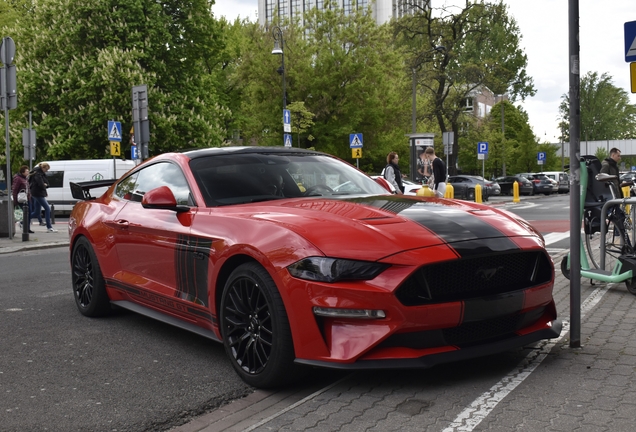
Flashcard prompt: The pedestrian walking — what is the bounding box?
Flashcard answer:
[383,151,404,194]
[29,162,58,232]
[600,147,621,192]
[12,165,35,233]
[424,147,447,196]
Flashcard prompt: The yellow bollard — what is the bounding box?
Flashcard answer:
[475,183,482,203]
[623,185,631,216]
[444,182,454,198]
[513,181,520,203]
[417,184,436,197]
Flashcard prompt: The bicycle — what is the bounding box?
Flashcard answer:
[582,173,634,271]
[561,155,636,295]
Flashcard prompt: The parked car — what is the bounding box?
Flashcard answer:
[519,173,554,195]
[621,172,636,181]
[495,175,534,196]
[484,178,501,196]
[541,171,570,194]
[37,159,137,214]
[370,176,423,195]
[447,175,490,201]
[68,147,560,388]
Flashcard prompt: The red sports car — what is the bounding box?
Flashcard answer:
[69,147,561,388]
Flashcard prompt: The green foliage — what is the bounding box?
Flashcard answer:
[559,71,636,141]
[288,101,315,148]
[393,2,535,175]
[7,0,229,164]
[234,2,407,169]
[595,148,609,162]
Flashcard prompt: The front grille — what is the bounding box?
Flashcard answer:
[378,307,545,350]
[395,251,552,306]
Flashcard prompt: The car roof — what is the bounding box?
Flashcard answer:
[181,146,325,160]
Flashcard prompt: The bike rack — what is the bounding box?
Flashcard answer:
[599,197,636,269]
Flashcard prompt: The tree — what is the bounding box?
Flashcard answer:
[8,0,229,162]
[288,101,315,148]
[559,71,636,142]
[233,1,407,170]
[393,1,535,175]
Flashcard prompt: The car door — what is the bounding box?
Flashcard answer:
[111,161,195,301]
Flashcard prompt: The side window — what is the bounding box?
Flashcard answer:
[132,162,192,205]
[47,171,64,188]
[115,172,139,200]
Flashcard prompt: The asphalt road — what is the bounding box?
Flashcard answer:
[0,247,254,432]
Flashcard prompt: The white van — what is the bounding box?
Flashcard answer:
[40,159,137,213]
[540,171,569,194]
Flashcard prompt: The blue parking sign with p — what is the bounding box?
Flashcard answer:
[538,152,546,161]
[478,142,488,154]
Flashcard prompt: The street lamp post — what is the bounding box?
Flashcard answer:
[271,26,287,112]
[500,94,506,176]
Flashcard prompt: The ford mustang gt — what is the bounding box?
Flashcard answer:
[68,147,561,388]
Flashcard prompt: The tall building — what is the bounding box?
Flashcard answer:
[258,0,431,27]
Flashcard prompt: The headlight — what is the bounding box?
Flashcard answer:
[287,257,388,283]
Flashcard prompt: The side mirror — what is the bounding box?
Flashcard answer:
[141,186,189,212]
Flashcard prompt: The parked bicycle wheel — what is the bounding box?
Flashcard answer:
[585,220,625,270]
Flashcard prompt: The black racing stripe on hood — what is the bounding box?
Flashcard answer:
[402,203,518,256]
[344,197,519,256]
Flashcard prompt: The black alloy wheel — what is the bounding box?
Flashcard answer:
[71,237,111,317]
[220,262,301,388]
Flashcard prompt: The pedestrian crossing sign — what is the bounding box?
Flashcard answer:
[108,121,122,142]
[352,148,362,159]
[284,133,292,147]
[349,133,363,148]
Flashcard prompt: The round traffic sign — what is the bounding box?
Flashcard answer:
[0,37,16,65]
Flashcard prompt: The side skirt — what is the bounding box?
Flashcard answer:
[111,300,222,343]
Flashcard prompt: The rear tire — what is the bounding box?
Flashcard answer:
[467,189,475,200]
[71,237,111,317]
[220,262,303,388]
[625,277,636,295]
[561,256,570,280]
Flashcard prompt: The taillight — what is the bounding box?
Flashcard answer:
[532,179,540,183]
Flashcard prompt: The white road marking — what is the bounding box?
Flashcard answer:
[506,202,538,210]
[542,231,569,245]
[442,284,610,432]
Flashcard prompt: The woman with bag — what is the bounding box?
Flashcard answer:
[29,162,57,233]
[12,165,35,234]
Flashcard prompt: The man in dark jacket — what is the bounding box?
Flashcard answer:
[600,148,621,194]
[29,163,57,232]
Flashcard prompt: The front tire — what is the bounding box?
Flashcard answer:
[71,237,111,317]
[220,262,300,388]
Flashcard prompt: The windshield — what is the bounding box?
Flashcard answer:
[189,152,389,206]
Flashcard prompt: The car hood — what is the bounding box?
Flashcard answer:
[245,196,542,261]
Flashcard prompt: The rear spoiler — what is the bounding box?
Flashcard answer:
[70,180,117,200]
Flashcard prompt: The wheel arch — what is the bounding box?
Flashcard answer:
[214,254,261,319]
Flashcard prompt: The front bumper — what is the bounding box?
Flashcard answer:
[296,319,562,370]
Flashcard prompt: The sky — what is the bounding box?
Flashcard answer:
[211,0,636,144]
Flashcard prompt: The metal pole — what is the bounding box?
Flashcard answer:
[568,0,581,348]
[28,111,33,171]
[281,49,287,111]
[412,68,417,134]
[501,96,506,176]
[4,104,11,239]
